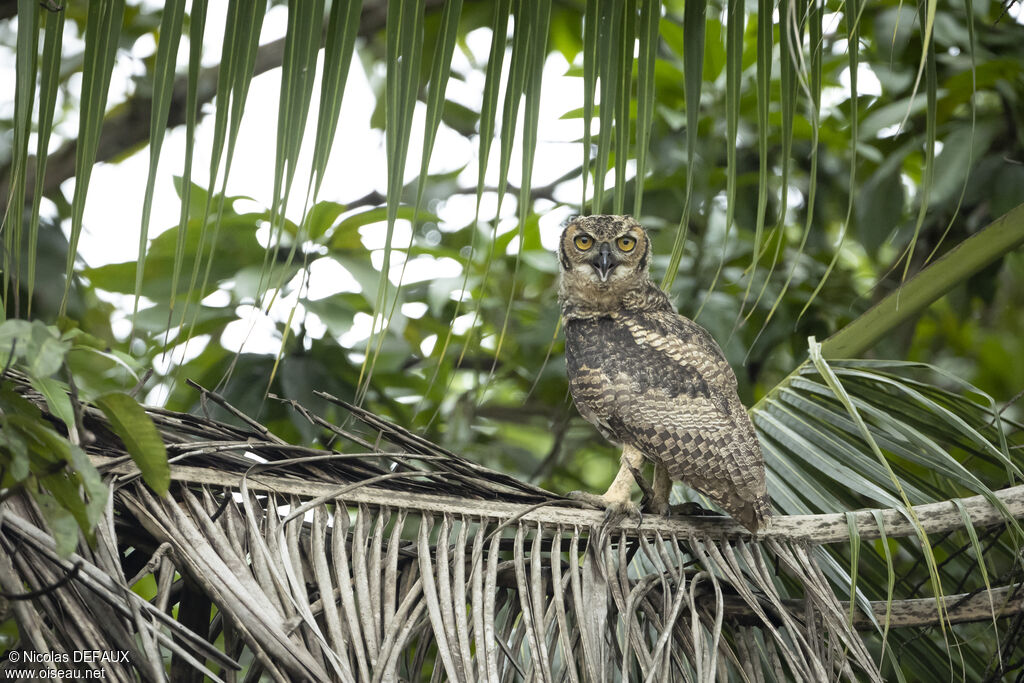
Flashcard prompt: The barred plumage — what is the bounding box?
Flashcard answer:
[558,215,771,532]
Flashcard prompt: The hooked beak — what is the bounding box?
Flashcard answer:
[590,243,617,282]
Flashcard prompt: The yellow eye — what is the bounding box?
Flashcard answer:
[617,235,637,252]
[574,234,594,251]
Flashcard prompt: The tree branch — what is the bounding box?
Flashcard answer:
[91,455,1024,544]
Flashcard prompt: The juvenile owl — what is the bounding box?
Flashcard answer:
[558,215,771,532]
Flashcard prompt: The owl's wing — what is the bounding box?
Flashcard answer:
[567,310,767,520]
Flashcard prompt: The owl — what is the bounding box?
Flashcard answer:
[558,215,771,532]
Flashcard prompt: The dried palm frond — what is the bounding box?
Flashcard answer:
[1,370,1021,681]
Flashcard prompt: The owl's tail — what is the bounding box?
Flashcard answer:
[737,495,773,534]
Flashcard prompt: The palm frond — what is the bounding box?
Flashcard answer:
[2,369,1021,680]
[59,0,125,317]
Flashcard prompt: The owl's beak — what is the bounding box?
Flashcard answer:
[590,243,617,282]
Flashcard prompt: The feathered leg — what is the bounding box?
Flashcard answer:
[649,463,673,514]
[569,444,644,525]
[648,463,726,520]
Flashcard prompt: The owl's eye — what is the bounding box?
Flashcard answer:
[574,234,594,251]
[617,236,637,252]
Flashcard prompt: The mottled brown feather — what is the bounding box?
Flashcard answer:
[558,215,771,531]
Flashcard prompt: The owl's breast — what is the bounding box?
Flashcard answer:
[564,316,626,441]
[564,314,715,441]
[565,316,710,394]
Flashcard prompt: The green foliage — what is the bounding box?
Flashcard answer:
[0,319,168,555]
[94,392,169,495]
[0,321,98,556]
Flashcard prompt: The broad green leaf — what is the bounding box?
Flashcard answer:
[0,420,31,481]
[95,392,170,495]
[28,321,70,378]
[41,465,91,537]
[85,213,267,299]
[29,376,74,435]
[0,319,32,363]
[329,207,440,250]
[73,439,112,529]
[67,346,141,383]
[306,201,348,242]
[5,409,108,553]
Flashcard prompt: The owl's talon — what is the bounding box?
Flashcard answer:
[666,502,724,518]
[603,500,642,528]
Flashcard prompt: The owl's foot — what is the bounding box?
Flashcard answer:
[663,502,725,518]
[568,490,643,528]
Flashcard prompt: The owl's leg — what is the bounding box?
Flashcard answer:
[647,465,723,518]
[602,443,645,505]
[568,444,644,524]
[647,464,673,515]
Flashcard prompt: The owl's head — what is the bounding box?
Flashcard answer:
[558,215,651,286]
